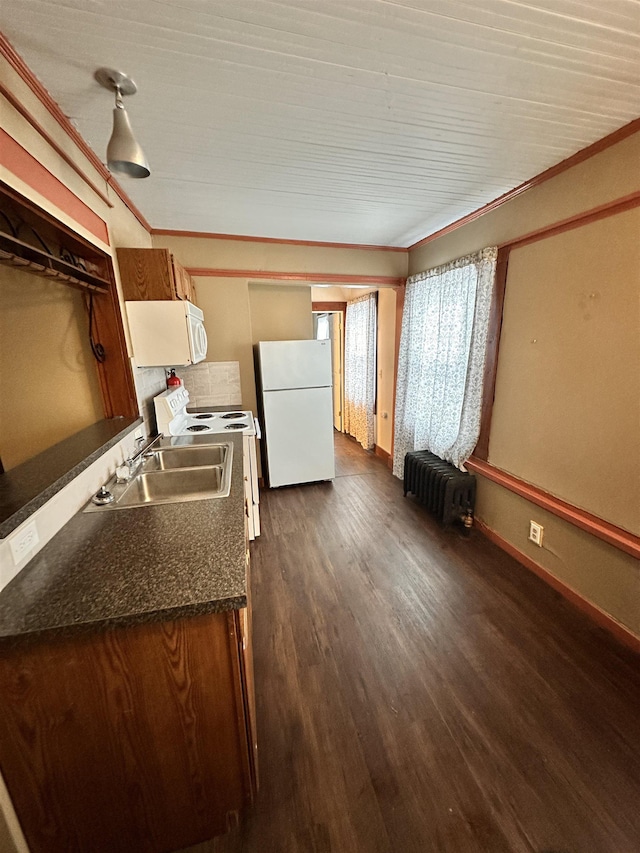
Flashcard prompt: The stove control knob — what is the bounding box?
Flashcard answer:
[92,486,115,506]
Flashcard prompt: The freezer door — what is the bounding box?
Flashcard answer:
[263,386,335,487]
[259,340,332,391]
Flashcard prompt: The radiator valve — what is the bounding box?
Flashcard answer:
[462,509,474,529]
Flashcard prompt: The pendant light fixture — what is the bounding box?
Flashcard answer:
[95,67,150,179]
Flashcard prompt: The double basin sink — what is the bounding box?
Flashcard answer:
[85,439,233,512]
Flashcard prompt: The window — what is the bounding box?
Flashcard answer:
[393,247,497,474]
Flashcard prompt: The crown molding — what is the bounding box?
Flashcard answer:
[152,228,407,253]
[409,116,640,251]
[185,268,405,287]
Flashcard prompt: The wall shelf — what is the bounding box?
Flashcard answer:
[0,231,111,293]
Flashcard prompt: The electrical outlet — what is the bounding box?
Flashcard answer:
[529,521,544,547]
[9,521,40,566]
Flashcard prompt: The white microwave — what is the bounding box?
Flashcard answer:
[126,300,208,367]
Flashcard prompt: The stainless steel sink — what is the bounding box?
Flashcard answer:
[115,466,226,506]
[142,445,227,471]
[84,441,233,511]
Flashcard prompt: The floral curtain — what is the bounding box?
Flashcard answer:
[392,247,497,476]
[344,293,377,450]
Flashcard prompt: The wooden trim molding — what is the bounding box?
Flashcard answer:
[0,82,112,208]
[312,302,347,313]
[409,116,640,251]
[501,191,640,252]
[0,128,110,245]
[186,268,406,287]
[0,32,152,234]
[373,445,390,464]
[475,519,640,655]
[466,457,640,560]
[152,228,407,253]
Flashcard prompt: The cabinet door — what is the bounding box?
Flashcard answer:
[242,435,256,540]
[117,248,176,300]
[245,435,260,538]
[236,595,259,790]
[172,257,195,303]
[0,614,253,853]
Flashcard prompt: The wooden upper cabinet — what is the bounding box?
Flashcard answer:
[172,256,196,303]
[117,248,197,305]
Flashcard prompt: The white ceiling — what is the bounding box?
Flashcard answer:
[2,1,639,247]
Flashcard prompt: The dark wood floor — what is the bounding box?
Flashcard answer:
[186,432,640,853]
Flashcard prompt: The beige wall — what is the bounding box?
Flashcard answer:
[0,52,153,472]
[154,234,407,278]
[249,283,313,344]
[153,234,406,423]
[0,50,155,853]
[490,209,640,534]
[188,276,255,409]
[408,131,640,635]
[0,269,104,470]
[478,478,640,632]
[376,289,397,454]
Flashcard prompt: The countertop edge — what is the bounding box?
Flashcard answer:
[0,417,143,539]
[0,594,248,647]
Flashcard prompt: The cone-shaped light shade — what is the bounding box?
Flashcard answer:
[107,107,150,178]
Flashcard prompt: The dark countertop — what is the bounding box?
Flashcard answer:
[0,433,247,642]
[0,417,142,538]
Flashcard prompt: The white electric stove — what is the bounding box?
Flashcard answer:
[154,386,261,538]
[154,385,259,438]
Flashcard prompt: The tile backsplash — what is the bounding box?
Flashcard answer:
[178,362,242,409]
[132,361,243,433]
[131,361,167,432]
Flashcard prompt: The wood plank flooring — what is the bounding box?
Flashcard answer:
[185,432,640,853]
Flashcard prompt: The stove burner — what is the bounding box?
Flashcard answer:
[193,414,215,420]
[225,423,248,430]
[187,424,211,432]
[220,412,245,419]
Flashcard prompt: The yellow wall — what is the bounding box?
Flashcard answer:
[490,210,640,534]
[0,268,104,469]
[376,288,397,454]
[153,234,406,427]
[154,234,407,278]
[0,49,155,853]
[408,131,640,635]
[249,283,313,345]
[0,52,152,471]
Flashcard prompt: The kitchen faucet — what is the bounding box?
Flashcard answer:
[116,434,163,482]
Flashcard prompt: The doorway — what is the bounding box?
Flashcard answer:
[313,310,344,431]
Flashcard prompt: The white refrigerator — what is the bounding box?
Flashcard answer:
[257,340,336,487]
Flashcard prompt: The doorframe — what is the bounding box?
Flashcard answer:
[312,302,345,432]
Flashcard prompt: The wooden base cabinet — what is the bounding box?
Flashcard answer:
[0,610,257,853]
